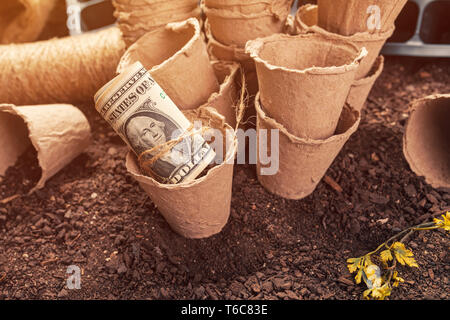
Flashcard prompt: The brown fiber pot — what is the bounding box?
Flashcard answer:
[202,61,241,129]
[114,0,200,46]
[0,0,58,44]
[113,0,197,12]
[117,18,219,111]
[126,107,238,239]
[347,55,384,112]
[203,3,292,47]
[317,0,407,36]
[246,33,365,140]
[255,94,361,200]
[204,0,294,15]
[204,19,259,98]
[305,25,393,80]
[0,104,91,193]
[403,94,450,189]
[294,4,318,34]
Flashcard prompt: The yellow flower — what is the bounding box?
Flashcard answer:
[347,257,362,274]
[363,283,392,300]
[392,271,405,288]
[391,242,419,267]
[434,212,450,231]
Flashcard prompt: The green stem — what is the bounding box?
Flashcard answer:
[366,222,438,257]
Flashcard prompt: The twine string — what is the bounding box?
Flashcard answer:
[137,124,212,179]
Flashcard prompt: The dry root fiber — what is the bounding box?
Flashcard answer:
[317,0,407,36]
[0,0,58,44]
[0,27,126,106]
[126,107,238,239]
[0,104,91,193]
[113,0,200,46]
[255,94,360,200]
[403,94,450,189]
[203,0,294,47]
[117,18,219,111]
[246,33,365,140]
[346,55,384,112]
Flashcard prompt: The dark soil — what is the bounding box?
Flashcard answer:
[0,56,449,300]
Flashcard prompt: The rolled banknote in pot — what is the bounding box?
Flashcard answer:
[94,61,216,184]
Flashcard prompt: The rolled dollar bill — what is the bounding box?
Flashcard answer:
[94,61,216,184]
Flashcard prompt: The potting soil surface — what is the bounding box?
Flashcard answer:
[0,56,449,300]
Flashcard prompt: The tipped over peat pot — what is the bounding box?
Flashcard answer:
[117,18,219,111]
[403,94,450,189]
[126,107,238,239]
[255,94,361,200]
[0,104,91,193]
[246,33,365,140]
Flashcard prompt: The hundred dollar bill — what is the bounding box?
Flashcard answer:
[94,61,216,184]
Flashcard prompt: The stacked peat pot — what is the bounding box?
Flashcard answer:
[112,0,201,46]
[245,33,366,199]
[116,18,242,239]
[202,0,295,98]
[294,0,408,112]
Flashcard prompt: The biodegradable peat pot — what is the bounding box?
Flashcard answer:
[347,55,384,112]
[204,0,294,15]
[203,3,292,47]
[0,0,58,44]
[115,2,201,46]
[113,0,197,12]
[117,18,219,110]
[204,20,255,71]
[255,94,360,200]
[306,24,393,80]
[0,104,91,193]
[403,94,450,189]
[317,0,407,36]
[126,107,238,239]
[294,4,318,34]
[246,33,365,139]
[0,27,125,105]
[202,61,241,129]
[204,20,259,99]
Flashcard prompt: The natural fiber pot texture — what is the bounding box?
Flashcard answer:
[292,7,393,80]
[347,55,384,112]
[201,61,241,129]
[203,0,293,47]
[205,0,287,14]
[204,19,259,99]
[317,0,407,36]
[294,4,317,34]
[255,94,361,200]
[246,33,365,140]
[0,0,58,44]
[126,107,238,239]
[113,0,200,46]
[0,27,126,105]
[117,18,219,111]
[403,94,450,189]
[0,104,91,193]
